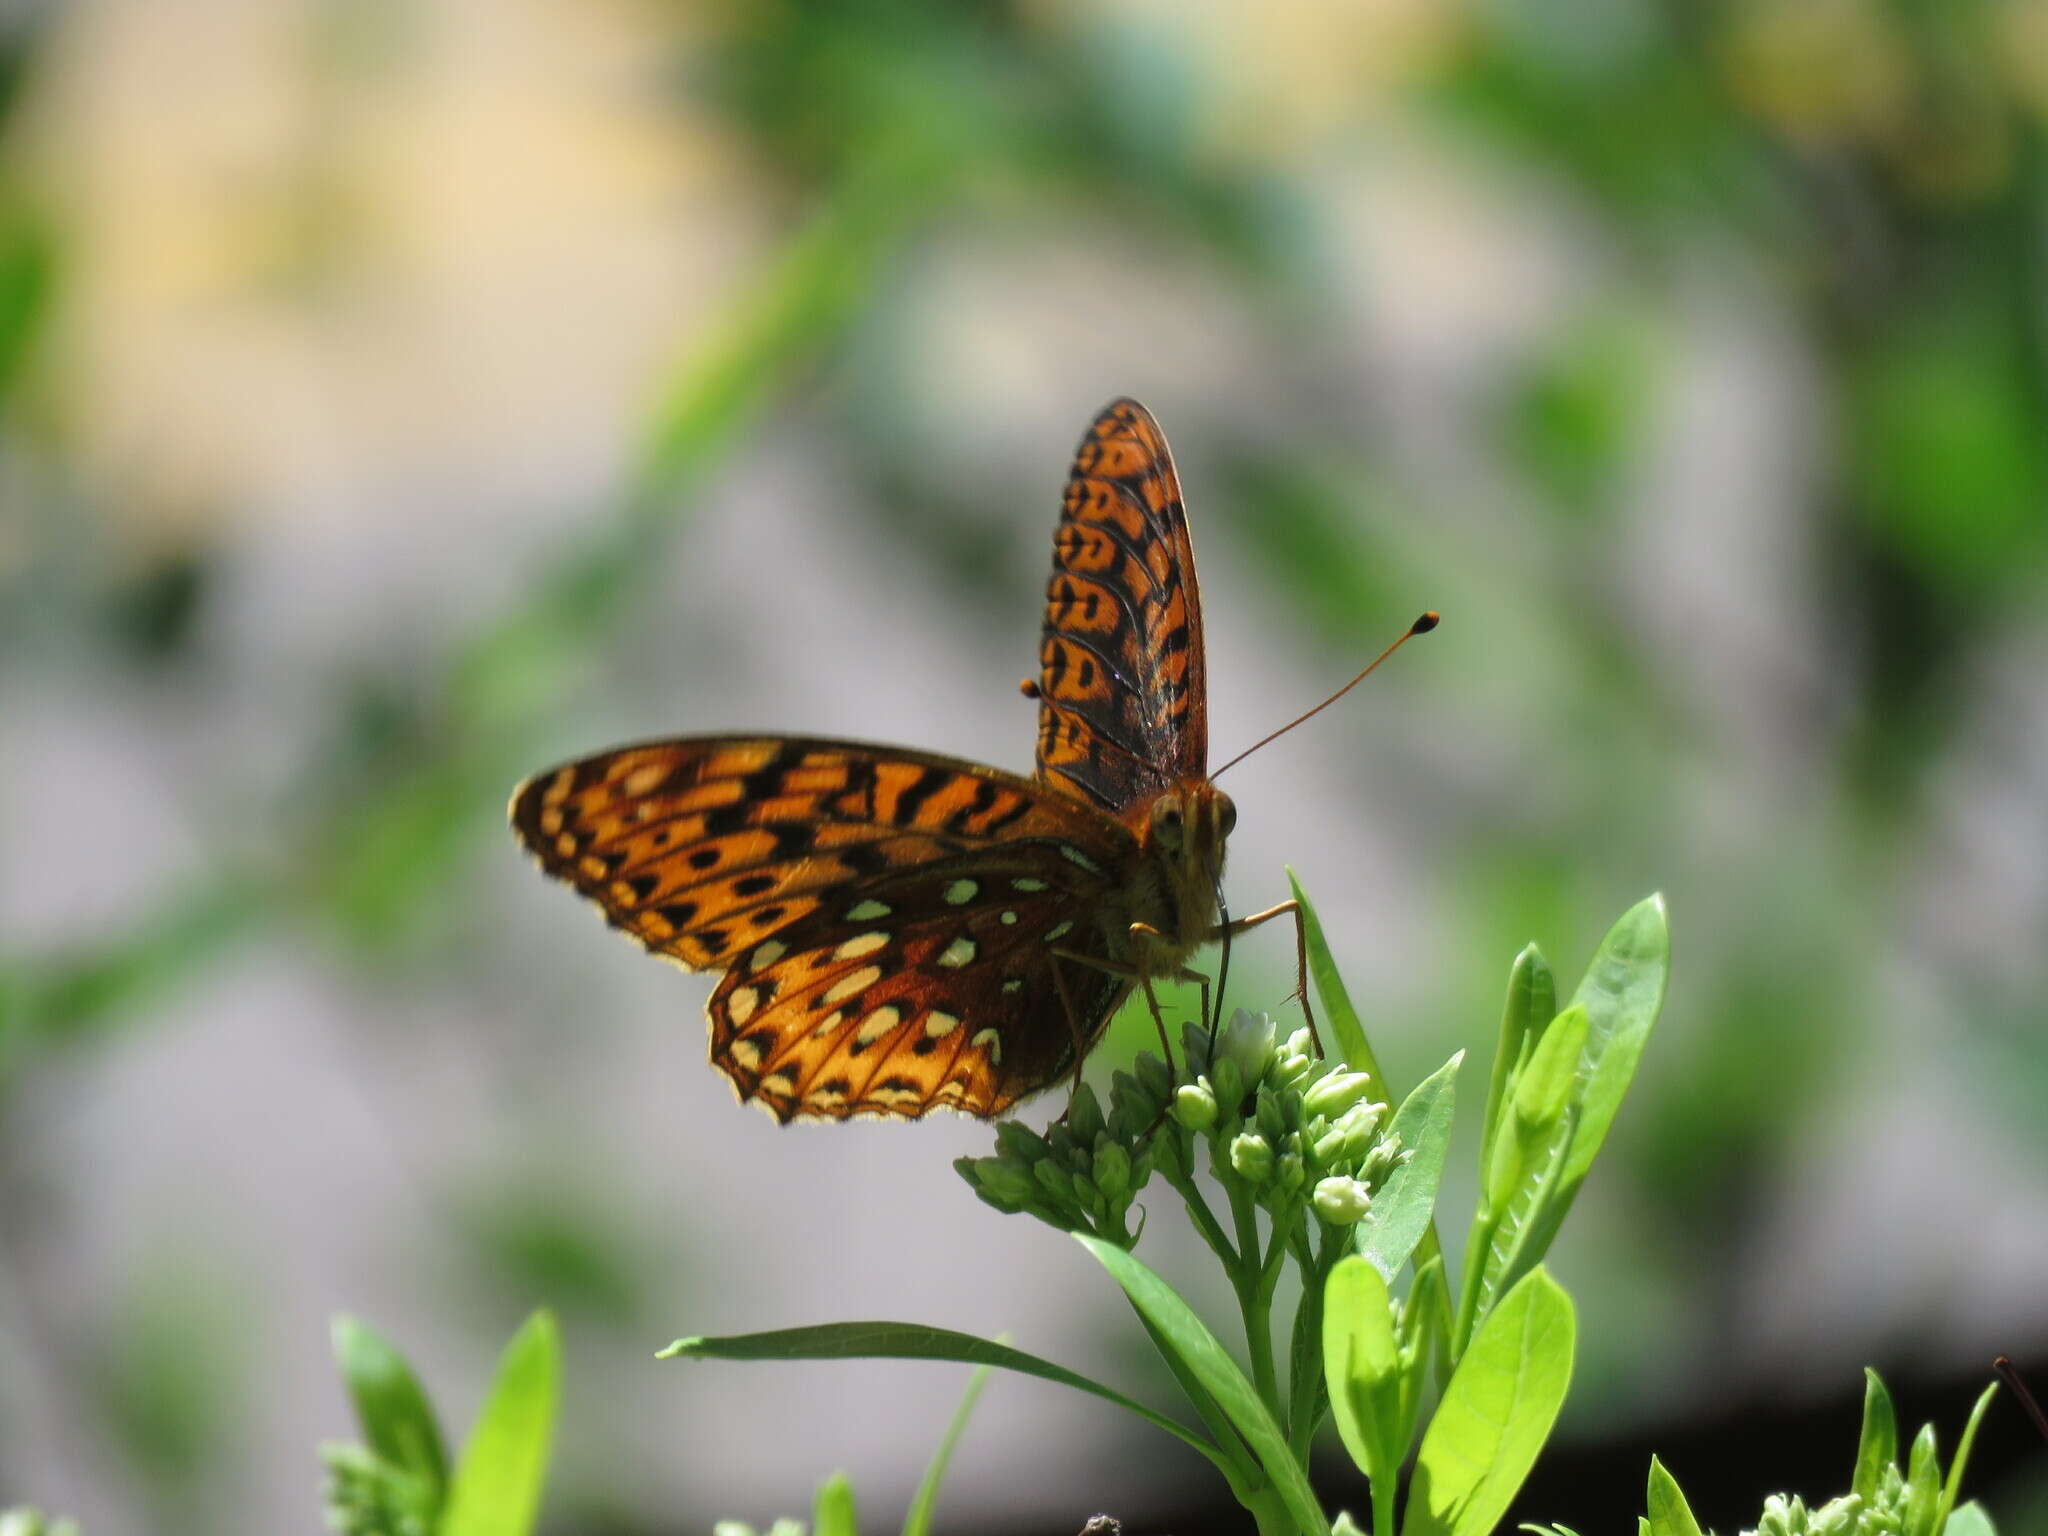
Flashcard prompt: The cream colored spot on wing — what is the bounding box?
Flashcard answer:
[855,1005,902,1047]
[727,986,760,1025]
[808,1083,848,1108]
[810,1009,845,1038]
[824,965,883,1004]
[622,763,669,797]
[943,879,978,905]
[1058,844,1104,875]
[749,941,787,973]
[971,1027,1003,1064]
[924,1010,961,1039]
[761,1067,797,1093]
[1044,921,1073,942]
[834,931,890,961]
[999,910,1018,926]
[1012,877,1049,892]
[935,1079,968,1102]
[729,1035,765,1070]
[846,899,892,921]
[937,937,977,968]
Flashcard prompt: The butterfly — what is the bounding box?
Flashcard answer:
[511,399,1324,1122]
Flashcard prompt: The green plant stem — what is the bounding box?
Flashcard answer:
[1284,1230,1332,1461]
[1370,1453,1399,1536]
[1228,1181,1283,1417]
[1171,1171,1240,1270]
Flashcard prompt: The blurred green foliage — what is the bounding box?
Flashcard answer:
[4,0,2047,1529]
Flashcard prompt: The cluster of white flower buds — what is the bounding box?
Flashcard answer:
[1158,1011,1404,1229]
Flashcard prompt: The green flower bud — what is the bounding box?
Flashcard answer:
[1216,1009,1277,1091]
[1067,1082,1107,1145]
[1209,1057,1243,1112]
[1275,1151,1306,1194]
[1229,1132,1274,1182]
[1151,1125,1192,1182]
[1093,1140,1132,1202]
[1312,1174,1372,1225]
[963,1155,1035,1207]
[1272,1050,1313,1088]
[1304,1070,1376,1120]
[711,1523,757,1536]
[995,1122,1045,1164]
[1172,1081,1218,1130]
[1033,1159,1075,1202]
[1285,1026,1316,1061]
[1134,1050,1174,1101]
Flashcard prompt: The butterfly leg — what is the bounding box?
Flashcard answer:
[1047,953,1094,1116]
[1212,900,1323,1058]
[1051,945,1179,1072]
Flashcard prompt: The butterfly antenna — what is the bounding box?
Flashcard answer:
[1212,612,1439,780]
[1996,1356,2048,1445]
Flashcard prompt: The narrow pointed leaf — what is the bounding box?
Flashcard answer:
[441,1310,558,1536]
[1854,1368,1899,1503]
[813,1472,858,1536]
[1645,1457,1704,1536]
[1404,1269,1575,1536]
[1478,898,1667,1310]
[663,1320,1216,1464]
[901,1362,993,1536]
[331,1314,449,1498]
[1358,1054,1460,1283]
[1076,1234,1330,1536]
[1904,1422,1941,1536]
[1478,945,1553,1211]
[1289,871,1385,1084]
[1935,1383,2000,1534]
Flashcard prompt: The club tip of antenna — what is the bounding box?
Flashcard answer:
[1019,677,1042,699]
[1412,611,1440,635]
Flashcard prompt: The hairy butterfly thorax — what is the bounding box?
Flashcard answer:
[510,399,1429,1122]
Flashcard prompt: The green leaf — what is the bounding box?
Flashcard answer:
[813,1472,859,1536]
[1935,1383,2000,1535]
[1075,1235,1331,1536]
[1854,1368,1899,1503]
[440,1310,559,1536]
[1322,1256,1402,1481]
[330,1315,449,1502]
[1644,1457,1703,1536]
[1358,1053,1461,1283]
[1478,946,1553,1219]
[1942,1501,1997,1536]
[900,1362,993,1536]
[1476,898,1667,1313]
[1289,871,1385,1083]
[662,1321,1217,1465]
[1904,1421,1941,1536]
[1404,1269,1575,1536]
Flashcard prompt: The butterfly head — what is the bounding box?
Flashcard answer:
[1141,781,1237,949]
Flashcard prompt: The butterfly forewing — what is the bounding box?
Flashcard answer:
[1035,398,1209,816]
[510,737,1135,1119]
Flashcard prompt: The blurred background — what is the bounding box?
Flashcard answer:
[3,0,2047,1531]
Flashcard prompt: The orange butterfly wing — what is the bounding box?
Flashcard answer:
[510,738,1133,1120]
[1035,398,1209,816]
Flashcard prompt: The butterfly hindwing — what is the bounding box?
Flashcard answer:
[510,736,1137,1119]
[1036,398,1209,816]
[708,848,1131,1120]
